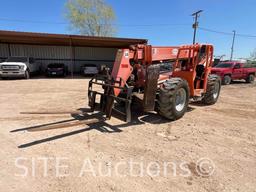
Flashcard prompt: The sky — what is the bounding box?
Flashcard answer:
[0,0,256,59]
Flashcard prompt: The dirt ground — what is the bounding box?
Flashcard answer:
[0,78,255,192]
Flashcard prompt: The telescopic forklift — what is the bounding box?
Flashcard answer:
[88,43,221,122]
[20,43,221,131]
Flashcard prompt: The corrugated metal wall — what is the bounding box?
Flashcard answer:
[74,47,117,72]
[0,44,9,60]
[0,43,117,73]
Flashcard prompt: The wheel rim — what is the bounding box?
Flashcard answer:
[175,88,186,112]
[213,82,220,99]
[225,76,230,84]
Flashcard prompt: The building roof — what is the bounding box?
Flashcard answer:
[0,30,148,48]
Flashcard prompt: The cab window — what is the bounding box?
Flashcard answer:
[234,64,241,69]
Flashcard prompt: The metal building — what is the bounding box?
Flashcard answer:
[0,30,147,76]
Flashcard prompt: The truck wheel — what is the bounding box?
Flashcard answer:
[25,70,30,79]
[246,74,255,83]
[202,74,221,105]
[158,78,190,120]
[222,75,231,85]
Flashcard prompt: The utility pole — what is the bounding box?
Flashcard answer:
[192,10,203,44]
[230,30,236,61]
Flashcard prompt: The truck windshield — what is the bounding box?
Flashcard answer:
[6,57,27,62]
[215,63,233,68]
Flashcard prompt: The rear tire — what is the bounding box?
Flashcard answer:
[202,74,221,105]
[158,78,190,120]
[222,75,231,85]
[246,74,255,83]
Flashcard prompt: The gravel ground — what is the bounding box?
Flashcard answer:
[0,78,255,192]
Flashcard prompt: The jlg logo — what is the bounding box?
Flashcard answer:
[172,49,178,55]
[124,51,129,58]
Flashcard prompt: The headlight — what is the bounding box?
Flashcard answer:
[20,66,25,70]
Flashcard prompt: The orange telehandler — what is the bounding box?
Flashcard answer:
[20,43,221,132]
[88,43,221,122]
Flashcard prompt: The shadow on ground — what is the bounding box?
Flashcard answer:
[11,104,196,149]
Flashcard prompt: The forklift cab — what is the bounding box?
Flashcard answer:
[172,44,213,97]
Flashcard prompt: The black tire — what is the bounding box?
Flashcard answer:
[25,70,30,79]
[202,74,221,105]
[246,74,255,83]
[158,78,190,120]
[222,75,231,85]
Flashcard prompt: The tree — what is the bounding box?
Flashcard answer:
[65,0,116,36]
[250,48,256,60]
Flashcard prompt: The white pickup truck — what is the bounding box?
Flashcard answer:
[0,56,40,79]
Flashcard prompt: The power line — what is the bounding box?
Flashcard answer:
[199,27,256,38]
[236,33,256,38]
[198,27,233,36]
[0,17,190,27]
[0,18,67,25]
[115,24,190,27]
[1,17,256,38]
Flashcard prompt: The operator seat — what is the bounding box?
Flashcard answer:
[196,64,205,78]
[194,64,205,88]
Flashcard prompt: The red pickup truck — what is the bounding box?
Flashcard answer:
[211,62,256,85]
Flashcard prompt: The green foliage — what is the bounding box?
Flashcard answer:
[250,48,256,60]
[65,0,116,36]
[245,60,256,68]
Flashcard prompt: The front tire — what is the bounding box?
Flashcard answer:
[158,78,190,120]
[202,74,221,105]
[222,75,231,85]
[246,74,255,83]
[25,70,30,79]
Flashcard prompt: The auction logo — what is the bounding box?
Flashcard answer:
[196,158,215,177]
